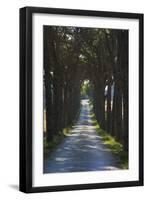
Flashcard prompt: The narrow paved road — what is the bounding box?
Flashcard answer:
[44,99,120,173]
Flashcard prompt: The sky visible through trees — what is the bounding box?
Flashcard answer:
[43,26,128,171]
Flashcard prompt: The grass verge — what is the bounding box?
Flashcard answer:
[44,126,73,155]
[44,107,81,155]
[91,113,128,169]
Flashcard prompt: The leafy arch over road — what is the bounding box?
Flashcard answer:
[44,26,128,152]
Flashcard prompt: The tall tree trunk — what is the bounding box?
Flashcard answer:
[112,82,123,142]
[43,26,54,142]
[106,83,112,133]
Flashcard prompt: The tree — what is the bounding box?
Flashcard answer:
[43,26,128,152]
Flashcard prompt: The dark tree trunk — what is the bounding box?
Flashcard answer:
[112,81,123,142]
[106,83,112,133]
[43,26,54,142]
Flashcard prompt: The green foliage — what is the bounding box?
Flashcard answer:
[44,107,81,155]
[91,113,128,169]
[43,132,65,155]
[63,127,72,136]
[44,125,74,155]
[81,80,91,98]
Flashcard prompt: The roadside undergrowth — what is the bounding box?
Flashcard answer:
[90,109,128,169]
[44,107,81,155]
[44,125,72,155]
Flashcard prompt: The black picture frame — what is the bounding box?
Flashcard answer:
[19,6,144,193]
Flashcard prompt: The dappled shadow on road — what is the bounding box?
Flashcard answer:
[44,99,121,173]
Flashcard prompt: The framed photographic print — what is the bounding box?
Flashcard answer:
[19,6,144,193]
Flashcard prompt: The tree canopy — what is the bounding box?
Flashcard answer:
[44,26,128,152]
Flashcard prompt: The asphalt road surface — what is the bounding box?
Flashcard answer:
[44,99,120,173]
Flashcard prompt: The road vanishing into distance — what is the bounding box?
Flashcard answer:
[44,99,120,173]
